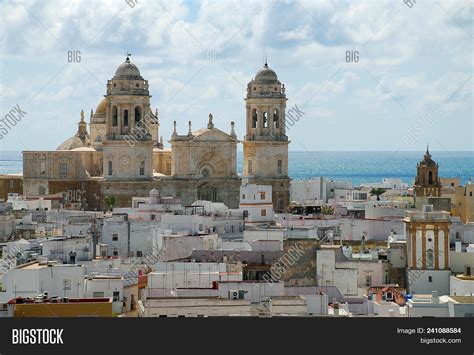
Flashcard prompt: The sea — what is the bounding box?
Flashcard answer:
[1,151,473,186]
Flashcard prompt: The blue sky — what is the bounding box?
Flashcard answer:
[0,0,472,152]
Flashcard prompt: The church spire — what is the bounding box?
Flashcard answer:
[424,143,431,160]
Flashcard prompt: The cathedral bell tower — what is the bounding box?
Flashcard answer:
[414,146,441,198]
[242,62,290,212]
[102,54,154,180]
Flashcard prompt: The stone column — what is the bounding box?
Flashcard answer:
[421,226,426,269]
[443,227,449,269]
[411,227,417,268]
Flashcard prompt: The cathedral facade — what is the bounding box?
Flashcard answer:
[22,56,290,211]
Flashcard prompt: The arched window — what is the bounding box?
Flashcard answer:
[273,109,279,128]
[428,171,433,185]
[427,249,434,268]
[59,162,68,176]
[252,109,257,128]
[124,110,129,126]
[112,106,118,126]
[263,111,268,128]
[108,161,113,176]
[135,107,142,126]
[139,161,145,176]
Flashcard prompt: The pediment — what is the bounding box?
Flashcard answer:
[192,128,238,143]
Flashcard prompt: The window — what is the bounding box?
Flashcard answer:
[428,171,433,185]
[277,160,282,174]
[112,106,118,126]
[108,161,113,176]
[260,192,266,200]
[9,180,14,189]
[59,162,68,176]
[273,109,279,128]
[470,192,473,197]
[113,291,120,301]
[427,249,434,268]
[38,186,46,195]
[263,111,268,128]
[136,251,143,257]
[112,233,118,241]
[365,275,372,287]
[428,276,433,283]
[123,109,129,126]
[242,194,245,199]
[139,161,145,176]
[261,209,266,217]
[252,109,257,128]
[135,107,142,126]
[93,292,104,298]
[151,214,156,221]
[113,250,119,256]
[248,160,253,174]
[40,161,46,175]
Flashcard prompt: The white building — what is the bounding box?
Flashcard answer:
[243,229,284,250]
[360,178,409,190]
[8,194,52,211]
[407,292,474,317]
[450,273,474,296]
[1,261,85,302]
[84,275,138,313]
[316,247,387,296]
[102,214,162,257]
[42,235,93,263]
[113,189,183,221]
[239,184,274,224]
[290,178,326,204]
[316,248,358,296]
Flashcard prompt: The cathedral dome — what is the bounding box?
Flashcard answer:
[253,63,278,84]
[113,56,142,79]
[56,136,86,151]
[95,98,107,115]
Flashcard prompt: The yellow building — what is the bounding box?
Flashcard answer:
[12,297,113,317]
[453,183,474,223]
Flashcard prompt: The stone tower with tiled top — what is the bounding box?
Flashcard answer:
[102,54,155,180]
[242,62,290,212]
[414,146,441,198]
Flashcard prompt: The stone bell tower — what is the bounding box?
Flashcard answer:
[414,146,441,198]
[102,54,154,180]
[242,62,290,212]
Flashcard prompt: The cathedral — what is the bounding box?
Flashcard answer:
[22,56,290,211]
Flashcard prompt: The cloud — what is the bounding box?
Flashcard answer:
[0,0,471,151]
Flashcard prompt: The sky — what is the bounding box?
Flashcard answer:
[0,0,472,152]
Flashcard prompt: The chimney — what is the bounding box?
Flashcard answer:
[455,241,461,253]
[333,300,340,316]
[465,265,471,277]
